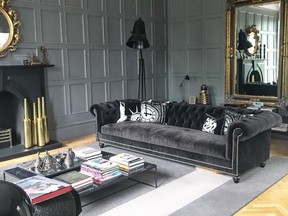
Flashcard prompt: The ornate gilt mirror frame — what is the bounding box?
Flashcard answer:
[0,0,20,57]
[225,0,288,108]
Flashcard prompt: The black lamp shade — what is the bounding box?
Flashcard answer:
[237,29,253,50]
[126,18,150,49]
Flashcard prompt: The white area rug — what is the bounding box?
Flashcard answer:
[100,170,230,216]
[79,145,288,216]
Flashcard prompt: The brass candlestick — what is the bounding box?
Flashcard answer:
[23,98,32,148]
[32,102,38,146]
[42,97,50,144]
[37,97,45,147]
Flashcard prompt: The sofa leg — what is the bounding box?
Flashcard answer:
[233,176,240,183]
[260,162,266,168]
[99,143,105,148]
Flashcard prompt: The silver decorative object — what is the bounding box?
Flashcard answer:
[35,150,63,172]
[55,151,66,166]
[34,152,42,168]
[42,150,54,171]
[31,148,80,174]
[64,148,75,168]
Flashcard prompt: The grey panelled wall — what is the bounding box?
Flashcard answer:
[167,0,226,105]
[1,0,167,141]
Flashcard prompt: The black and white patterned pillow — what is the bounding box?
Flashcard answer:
[139,101,166,124]
[221,110,251,135]
[202,114,224,135]
[116,101,141,123]
[116,101,127,123]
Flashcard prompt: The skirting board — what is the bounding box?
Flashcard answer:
[50,121,96,141]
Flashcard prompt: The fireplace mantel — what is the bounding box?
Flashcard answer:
[0,64,54,105]
[0,64,62,162]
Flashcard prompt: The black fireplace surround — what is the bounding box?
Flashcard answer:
[0,65,61,162]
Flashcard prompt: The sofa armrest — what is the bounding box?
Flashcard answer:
[225,111,282,159]
[228,111,282,141]
[89,99,141,133]
[89,100,120,132]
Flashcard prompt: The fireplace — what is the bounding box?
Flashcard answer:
[0,65,62,162]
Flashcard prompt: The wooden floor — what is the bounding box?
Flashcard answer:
[235,138,288,216]
[0,134,287,215]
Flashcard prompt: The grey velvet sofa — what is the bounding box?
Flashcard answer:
[90,99,282,183]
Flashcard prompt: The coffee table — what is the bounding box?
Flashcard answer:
[78,152,157,198]
[3,151,158,198]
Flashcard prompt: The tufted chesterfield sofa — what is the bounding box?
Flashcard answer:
[90,99,282,183]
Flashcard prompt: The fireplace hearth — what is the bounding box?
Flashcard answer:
[0,65,62,162]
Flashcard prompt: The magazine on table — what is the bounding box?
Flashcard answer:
[109,153,144,166]
[16,175,73,204]
[82,158,119,171]
[53,170,93,188]
[73,146,102,160]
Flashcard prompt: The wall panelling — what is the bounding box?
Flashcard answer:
[168,0,225,105]
[2,0,167,141]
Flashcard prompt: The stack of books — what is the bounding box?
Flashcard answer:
[80,158,122,184]
[109,153,145,176]
[73,146,102,160]
[53,170,93,192]
[16,175,73,204]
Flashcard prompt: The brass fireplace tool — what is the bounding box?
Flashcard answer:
[23,97,50,148]
[32,102,38,145]
[37,97,45,147]
[42,97,50,144]
[23,98,32,148]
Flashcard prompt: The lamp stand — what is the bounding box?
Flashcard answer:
[138,49,146,100]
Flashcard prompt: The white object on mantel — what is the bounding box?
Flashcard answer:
[253,102,264,107]
[272,123,288,132]
[246,106,277,112]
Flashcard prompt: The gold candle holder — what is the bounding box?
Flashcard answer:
[32,102,38,146]
[23,98,32,148]
[42,97,50,144]
[37,97,45,147]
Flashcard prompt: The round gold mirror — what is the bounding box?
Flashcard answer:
[0,0,20,57]
[245,24,259,56]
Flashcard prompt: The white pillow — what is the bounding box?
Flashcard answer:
[116,101,127,123]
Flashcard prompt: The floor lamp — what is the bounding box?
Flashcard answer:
[126,18,150,101]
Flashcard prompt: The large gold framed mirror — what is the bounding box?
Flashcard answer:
[0,0,20,57]
[225,0,288,108]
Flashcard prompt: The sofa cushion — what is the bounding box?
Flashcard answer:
[221,110,254,135]
[202,114,224,135]
[139,101,166,124]
[101,121,227,159]
[116,100,141,123]
[116,101,127,123]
